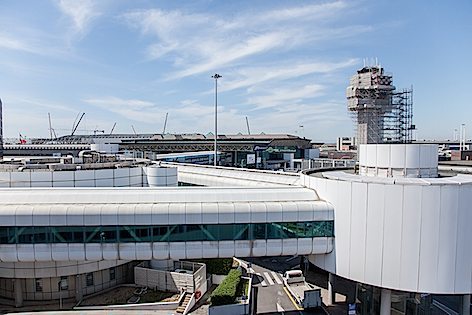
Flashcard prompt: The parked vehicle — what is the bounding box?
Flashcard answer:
[283,270,322,309]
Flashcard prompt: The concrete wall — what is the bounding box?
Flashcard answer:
[0,261,133,301]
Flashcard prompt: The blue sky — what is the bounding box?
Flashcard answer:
[0,0,471,142]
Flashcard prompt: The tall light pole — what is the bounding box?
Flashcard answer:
[212,74,222,166]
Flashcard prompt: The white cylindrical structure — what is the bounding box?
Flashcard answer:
[144,165,178,187]
[359,144,438,178]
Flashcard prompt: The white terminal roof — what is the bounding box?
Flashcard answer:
[0,186,333,226]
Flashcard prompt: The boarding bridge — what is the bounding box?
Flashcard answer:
[0,186,334,262]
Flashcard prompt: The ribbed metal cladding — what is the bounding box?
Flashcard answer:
[0,98,3,159]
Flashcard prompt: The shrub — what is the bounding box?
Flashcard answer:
[195,258,233,275]
[210,269,242,306]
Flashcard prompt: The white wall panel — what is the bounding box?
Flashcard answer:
[390,144,406,168]
[100,204,118,225]
[282,239,297,256]
[455,185,472,293]
[234,241,251,257]
[218,241,235,258]
[34,244,53,262]
[85,244,102,261]
[134,204,152,225]
[381,185,403,289]
[75,170,94,180]
[250,203,267,223]
[151,203,169,225]
[399,185,422,292]
[152,243,170,260]
[218,203,234,224]
[333,180,351,276]
[202,203,218,224]
[312,238,328,254]
[185,203,202,224]
[119,243,137,260]
[118,204,135,225]
[282,202,298,222]
[68,244,85,261]
[266,239,282,256]
[349,182,368,282]
[31,172,52,182]
[266,202,283,222]
[32,205,50,226]
[366,145,377,166]
[17,245,35,262]
[437,185,459,293]
[201,241,219,258]
[15,205,33,225]
[297,238,313,255]
[185,241,203,259]
[51,244,68,261]
[231,203,251,222]
[52,171,74,182]
[418,186,441,292]
[102,244,119,260]
[0,245,18,262]
[135,243,152,260]
[376,144,390,167]
[364,183,385,285]
[405,145,420,169]
[252,240,267,257]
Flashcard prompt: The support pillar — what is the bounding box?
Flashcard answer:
[14,279,23,308]
[327,273,335,305]
[75,275,83,302]
[380,288,391,315]
[462,294,470,315]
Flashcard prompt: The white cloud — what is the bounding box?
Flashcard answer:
[122,1,364,79]
[247,84,325,110]
[0,33,32,52]
[217,59,358,93]
[56,0,100,35]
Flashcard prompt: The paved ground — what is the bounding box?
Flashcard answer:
[246,256,327,315]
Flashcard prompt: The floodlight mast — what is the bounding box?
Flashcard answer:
[212,74,222,166]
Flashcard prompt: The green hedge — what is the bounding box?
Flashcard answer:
[210,269,242,306]
[195,258,233,275]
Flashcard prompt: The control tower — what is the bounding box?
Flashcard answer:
[347,65,413,145]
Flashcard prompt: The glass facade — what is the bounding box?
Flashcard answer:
[0,221,333,244]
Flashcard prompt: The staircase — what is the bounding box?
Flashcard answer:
[176,292,192,314]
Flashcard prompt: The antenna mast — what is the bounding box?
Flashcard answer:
[246,116,251,135]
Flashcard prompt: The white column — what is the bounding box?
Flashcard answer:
[14,279,23,308]
[380,288,391,315]
[463,294,470,315]
[327,273,335,305]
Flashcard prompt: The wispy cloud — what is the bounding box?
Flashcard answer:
[216,59,358,93]
[247,84,325,110]
[56,0,101,36]
[122,1,364,80]
[84,97,160,123]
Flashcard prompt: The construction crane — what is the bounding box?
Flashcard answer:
[71,113,85,136]
[162,112,168,134]
[47,113,57,139]
[109,122,117,135]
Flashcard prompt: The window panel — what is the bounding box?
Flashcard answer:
[0,221,334,244]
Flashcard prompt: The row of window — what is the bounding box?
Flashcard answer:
[0,221,334,244]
